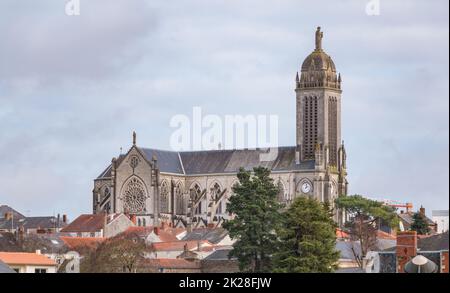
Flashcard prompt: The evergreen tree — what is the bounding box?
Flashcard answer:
[335,195,398,267]
[410,212,430,235]
[272,197,339,273]
[223,167,283,272]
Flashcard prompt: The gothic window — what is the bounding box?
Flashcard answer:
[191,184,202,202]
[191,184,203,215]
[138,218,141,226]
[160,180,170,213]
[175,183,186,215]
[210,183,221,201]
[328,97,338,166]
[142,218,146,227]
[303,96,318,159]
[216,201,223,215]
[103,186,111,199]
[277,181,286,203]
[130,155,139,169]
[122,177,147,214]
[196,202,202,214]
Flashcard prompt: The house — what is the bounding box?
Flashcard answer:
[181,227,234,247]
[148,240,214,259]
[138,258,201,273]
[0,214,68,234]
[144,225,186,243]
[201,248,239,273]
[0,259,16,273]
[0,251,57,273]
[398,206,437,233]
[365,231,449,273]
[432,210,449,233]
[0,205,25,220]
[60,213,134,238]
[59,237,104,254]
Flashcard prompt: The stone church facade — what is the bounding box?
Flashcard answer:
[92,27,348,228]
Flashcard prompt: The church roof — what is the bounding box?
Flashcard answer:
[301,50,336,72]
[97,146,315,178]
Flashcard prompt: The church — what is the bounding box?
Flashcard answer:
[92,27,348,228]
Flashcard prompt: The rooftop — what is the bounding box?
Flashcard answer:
[98,146,315,178]
[0,259,16,273]
[141,258,201,269]
[60,214,105,233]
[0,252,56,266]
[60,236,104,250]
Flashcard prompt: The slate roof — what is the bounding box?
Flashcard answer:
[0,216,65,231]
[418,231,449,251]
[204,248,236,261]
[0,205,25,220]
[0,259,16,273]
[398,212,435,226]
[141,148,185,174]
[97,146,315,178]
[60,214,105,233]
[336,240,361,260]
[182,228,228,244]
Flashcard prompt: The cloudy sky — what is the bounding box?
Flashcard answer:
[0,0,448,219]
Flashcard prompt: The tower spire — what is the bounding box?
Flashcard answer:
[315,26,323,51]
[132,131,136,146]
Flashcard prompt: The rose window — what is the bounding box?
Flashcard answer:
[122,177,146,213]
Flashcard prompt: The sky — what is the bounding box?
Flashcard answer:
[0,0,448,219]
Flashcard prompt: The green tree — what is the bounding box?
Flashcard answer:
[410,212,430,235]
[223,167,283,272]
[81,231,147,273]
[273,197,339,273]
[335,195,398,268]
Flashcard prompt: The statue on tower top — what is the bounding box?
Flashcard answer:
[315,26,323,51]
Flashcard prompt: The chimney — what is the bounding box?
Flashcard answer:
[187,223,192,233]
[18,226,24,243]
[62,214,67,224]
[161,221,166,230]
[4,212,12,221]
[130,215,137,225]
[35,249,41,255]
[153,226,160,235]
[396,231,417,273]
[419,206,425,216]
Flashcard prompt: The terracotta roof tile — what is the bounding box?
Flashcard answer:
[0,252,56,266]
[60,214,105,233]
[60,236,104,250]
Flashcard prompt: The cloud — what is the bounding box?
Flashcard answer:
[0,0,448,218]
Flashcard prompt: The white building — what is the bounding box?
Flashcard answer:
[0,251,57,273]
[432,210,449,233]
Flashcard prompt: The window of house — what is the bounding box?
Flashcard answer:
[35,268,47,273]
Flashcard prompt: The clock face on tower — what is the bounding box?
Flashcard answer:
[301,182,311,194]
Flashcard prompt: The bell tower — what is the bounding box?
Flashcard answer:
[296,27,342,167]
